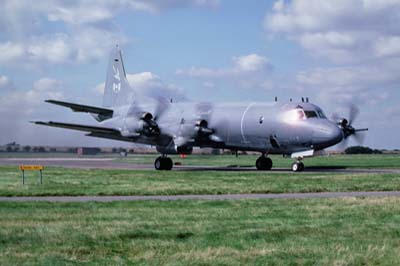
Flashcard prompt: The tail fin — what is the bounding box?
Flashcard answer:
[102,45,135,108]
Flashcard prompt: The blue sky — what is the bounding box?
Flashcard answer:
[0,0,399,149]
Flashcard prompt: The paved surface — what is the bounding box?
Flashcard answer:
[2,191,400,202]
[1,157,400,173]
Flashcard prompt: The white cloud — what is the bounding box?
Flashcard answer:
[48,6,114,25]
[0,0,219,67]
[295,58,400,108]
[94,71,186,101]
[265,0,400,62]
[0,42,24,63]
[126,0,219,13]
[175,54,273,91]
[374,36,400,58]
[0,28,126,65]
[233,54,269,72]
[0,75,13,91]
[0,77,66,144]
[176,54,270,78]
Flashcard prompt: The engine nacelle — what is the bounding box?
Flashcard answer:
[176,145,193,155]
[120,116,145,137]
[156,143,193,155]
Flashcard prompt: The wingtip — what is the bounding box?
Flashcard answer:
[30,121,49,125]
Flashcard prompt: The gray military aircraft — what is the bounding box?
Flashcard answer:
[34,46,368,172]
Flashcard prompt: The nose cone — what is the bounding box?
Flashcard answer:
[312,121,343,149]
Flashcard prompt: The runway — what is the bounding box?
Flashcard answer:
[1,191,400,202]
[1,157,400,173]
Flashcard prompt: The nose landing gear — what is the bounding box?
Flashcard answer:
[154,156,173,170]
[256,155,273,170]
[291,161,304,172]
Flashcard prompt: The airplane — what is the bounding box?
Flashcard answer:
[33,46,368,172]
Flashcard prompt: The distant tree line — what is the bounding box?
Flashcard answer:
[345,146,382,154]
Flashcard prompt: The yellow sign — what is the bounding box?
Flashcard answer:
[19,165,44,171]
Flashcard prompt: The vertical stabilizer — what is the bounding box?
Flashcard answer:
[103,45,134,108]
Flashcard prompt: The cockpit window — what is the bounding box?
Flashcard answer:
[304,110,318,118]
[316,109,327,119]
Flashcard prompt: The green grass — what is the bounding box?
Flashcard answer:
[1,166,400,196]
[1,198,400,265]
[117,154,400,169]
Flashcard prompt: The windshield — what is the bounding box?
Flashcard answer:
[304,110,318,118]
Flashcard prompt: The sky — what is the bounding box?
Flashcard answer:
[0,0,399,149]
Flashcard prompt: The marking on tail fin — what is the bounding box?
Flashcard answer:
[113,82,121,93]
[113,65,121,81]
[112,65,121,93]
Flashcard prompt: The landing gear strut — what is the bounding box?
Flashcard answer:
[154,156,173,170]
[256,155,273,170]
[291,161,304,172]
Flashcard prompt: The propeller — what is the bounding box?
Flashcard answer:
[331,104,368,148]
[123,96,170,137]
[194,102,216,138]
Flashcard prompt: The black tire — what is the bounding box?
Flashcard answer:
[298,162,305,172]
[256,156,273,170]
[154,157,164,170]
[164,157,173,170]
[154,157,173,171]
[291,162,304,172]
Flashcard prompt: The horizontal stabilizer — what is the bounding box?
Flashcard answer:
[46,100,113,121]
[33,121,120,135]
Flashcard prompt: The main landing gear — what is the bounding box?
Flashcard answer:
[154,156,173,170]
[255,155,273,170]
[291,161,304,172]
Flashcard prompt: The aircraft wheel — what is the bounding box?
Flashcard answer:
[154,157,164,170]
[164,157,173,170]
[256,156,273,170]
[291,162,304,172]
[298,162,304,171]
[154,157,173,171]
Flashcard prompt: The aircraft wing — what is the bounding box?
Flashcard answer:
[46,100,113,117]
[33,121,120,135]
[32,121,164,144]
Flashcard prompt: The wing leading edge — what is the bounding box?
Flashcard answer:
[45,100,113,121]
[32,121,173,145]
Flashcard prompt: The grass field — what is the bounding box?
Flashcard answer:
[1,198,400,265]
[1,165,400,196]
[1,154,400,265]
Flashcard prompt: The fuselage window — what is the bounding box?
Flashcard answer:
[304,110,318,118]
